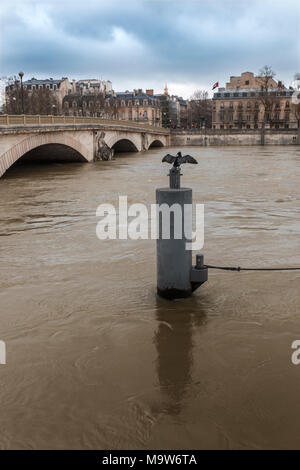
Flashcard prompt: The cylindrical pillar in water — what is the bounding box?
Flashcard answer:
[156,187,192,299]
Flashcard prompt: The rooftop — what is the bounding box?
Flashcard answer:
[213,88,293,99]
[24,78,65,85]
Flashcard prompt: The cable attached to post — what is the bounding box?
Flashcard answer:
[205,265,300,272]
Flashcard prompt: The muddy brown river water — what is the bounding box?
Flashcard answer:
[0,145,300,449]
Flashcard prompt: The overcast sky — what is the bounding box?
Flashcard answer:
[0,0,299,98]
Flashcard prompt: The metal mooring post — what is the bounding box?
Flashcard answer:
[156,152,208,300]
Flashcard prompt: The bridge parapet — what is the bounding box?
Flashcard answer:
[0,114,168,134]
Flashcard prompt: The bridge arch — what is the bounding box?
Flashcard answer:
[105,133,141,153]
[148,138,165,149]
[111,139,139,153]
[0,133,90,177]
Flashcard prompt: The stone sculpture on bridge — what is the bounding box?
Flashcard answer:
[95,131,115,161]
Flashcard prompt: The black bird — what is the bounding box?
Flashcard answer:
[162,151,198,167]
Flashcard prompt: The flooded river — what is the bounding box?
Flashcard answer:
[0,145,300,449]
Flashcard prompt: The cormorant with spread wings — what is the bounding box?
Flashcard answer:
[162,151,198,167]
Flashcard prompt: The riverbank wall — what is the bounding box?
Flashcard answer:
[170,129,299,146]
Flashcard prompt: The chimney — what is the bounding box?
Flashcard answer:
[146,89,154,96]
[138,88,143,95]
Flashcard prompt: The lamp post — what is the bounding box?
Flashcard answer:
[12,96,16,114]
[18,71,24,114]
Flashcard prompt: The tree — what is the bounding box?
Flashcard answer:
[3,78,58,115]
[3,78,30,114]
[291,99,300,144]
[188,90,212,129]
[257,65,278,145]
[290,74,300,144]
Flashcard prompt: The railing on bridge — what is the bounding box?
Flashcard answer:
[0,114,168,133]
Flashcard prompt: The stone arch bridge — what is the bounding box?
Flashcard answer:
[0,115,170,177]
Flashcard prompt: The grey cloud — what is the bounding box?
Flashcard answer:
[1,0,299,96]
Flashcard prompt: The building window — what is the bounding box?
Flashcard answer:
[122,112,125,120]
[245,80,249,85]
[128,111,132,120]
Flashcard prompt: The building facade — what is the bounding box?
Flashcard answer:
[213,72,297,130]
[76,79,113,95]
[63,89,162,126]
[226,71,278,90]
[154,85,187,128]
[23,77,75,112]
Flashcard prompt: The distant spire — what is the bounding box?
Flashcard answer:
[164,83,168,95]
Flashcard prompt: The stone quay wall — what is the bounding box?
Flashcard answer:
[171,129,299,146]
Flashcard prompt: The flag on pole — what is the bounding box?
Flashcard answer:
[212,82,219,90]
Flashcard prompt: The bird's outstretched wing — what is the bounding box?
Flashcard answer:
[179,154,198,164]
[162,154,176,164]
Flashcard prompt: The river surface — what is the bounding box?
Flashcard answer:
[0,145,300,450]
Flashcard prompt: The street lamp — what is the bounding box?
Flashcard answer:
[12,96,16,114]
[18,71,24,114]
